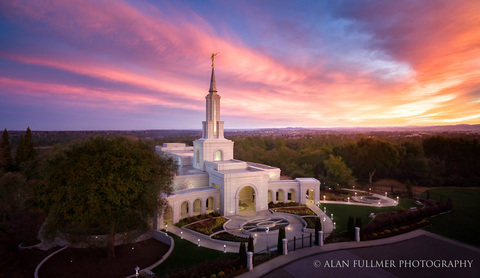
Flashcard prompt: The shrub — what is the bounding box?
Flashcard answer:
[277,227,286,254]
[239,242,247,267]
[247,235,254,254]
[314,217,321,245]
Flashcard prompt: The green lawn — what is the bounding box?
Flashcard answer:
[321,199,421,236]
[420,188,480,247]
[152,232,238,276]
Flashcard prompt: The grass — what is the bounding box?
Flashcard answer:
[420,188,480,247]
[152,232,238,276]
[321,199,422,236]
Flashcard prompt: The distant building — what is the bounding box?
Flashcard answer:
[155,60,320,227]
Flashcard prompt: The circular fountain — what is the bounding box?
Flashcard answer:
[241,217,289,234]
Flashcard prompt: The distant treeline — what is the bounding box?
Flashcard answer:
[231,135,480,187]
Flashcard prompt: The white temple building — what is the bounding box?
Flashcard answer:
[155,58,320,227]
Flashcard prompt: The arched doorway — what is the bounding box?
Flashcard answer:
[193,199,201,216]
[206,196,214,213]
[276,189,284,203]
[268,190,273,203]
[288,189,296,203]
[163,205,173,225]
[306,189,314,204]
[181,201,189,219]
[238,186,256,215]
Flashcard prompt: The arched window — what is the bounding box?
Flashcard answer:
[214,150,223,161]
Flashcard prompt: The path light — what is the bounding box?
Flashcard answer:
[197,239,200,247]
[378,201,381,207]
[180,231,183,239]
[369,188,371,191]
[355,192,357,197]
[348,197,350,202]
[324,195,326,201]
[224,245,226,253]
[385,192,387,197]
[323,216,326,222]
[324,207,326,213]
[135,266,140,277]
[317,201,320,206]
[397,196,400,201]
[333,222,336,229]
[331,213,333,220]
[266,227,270,255]
[353,186,355,189]
[165,224,168,232]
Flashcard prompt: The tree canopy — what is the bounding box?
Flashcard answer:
[38,136,177,258]
[0,129,14,172]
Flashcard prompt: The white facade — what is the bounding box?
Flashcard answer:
[155,62,320,228]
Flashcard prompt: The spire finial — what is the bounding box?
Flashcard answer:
[211,52,219,68]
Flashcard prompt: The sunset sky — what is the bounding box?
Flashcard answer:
[1,0,480,130]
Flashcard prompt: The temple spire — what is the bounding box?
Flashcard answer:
[209,53,218,93]
[209,67,217,92]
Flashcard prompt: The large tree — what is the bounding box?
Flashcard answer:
[339,138,400,184]
[323,154,356,187]
[1,129,14,172]
[38,136,177,258]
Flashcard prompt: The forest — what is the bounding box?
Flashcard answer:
[230,134,480,188]
[1,128,480,226]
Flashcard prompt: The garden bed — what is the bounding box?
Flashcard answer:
[268,202,305,208]
[271,206,316,216]
[302,216,320,229]
[185,217,227,235]
[212,232,249,242]
[364,219,430,240]
[175,212,221,227]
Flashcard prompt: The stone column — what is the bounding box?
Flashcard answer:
[355,227,360,242]
[201,199,206,215]
[282,238,288,255]
[320,231,324,246]
[247,251,253,270]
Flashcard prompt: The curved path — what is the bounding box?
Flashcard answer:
[237,230,480,278]
[167,207,334,253]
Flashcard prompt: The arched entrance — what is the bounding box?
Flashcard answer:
[288,189,296,203]
[181,201,189,219]
[238,186,256,215]
[306,188,314,204]
[277,189,284,203]
[206,196,214,213]
[193,199,201,216]
[163,205,173,225]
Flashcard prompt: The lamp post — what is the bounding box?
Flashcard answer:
[266,227,270,255]
[180,231,183,239]
[224,244,226,253]
[135,266,140,277]
[197,239,200,247]
[331,213,333,220]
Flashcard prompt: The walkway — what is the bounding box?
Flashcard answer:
[237,230,480,278]
[166,207,334,254]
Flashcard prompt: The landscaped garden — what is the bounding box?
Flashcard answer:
[185,217,227,235]
[321,198,424,237]
[420,188,480,247]
[212,232,249,242]
[302,216,321,229]
[268,202,316,216]
[153,232,243,278]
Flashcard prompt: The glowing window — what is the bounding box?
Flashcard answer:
[214,150,223,161]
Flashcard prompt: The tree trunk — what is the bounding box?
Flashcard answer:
[107,222,116,259]
[368,168,376,184]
